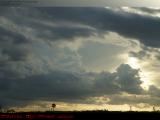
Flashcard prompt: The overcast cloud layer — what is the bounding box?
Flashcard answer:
[0,7,160,109]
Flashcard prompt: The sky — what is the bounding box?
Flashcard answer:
[27,0,160,7]
[0,7,160,111]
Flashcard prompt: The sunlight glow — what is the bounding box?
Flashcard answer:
[127,57,140,69]
[127,57,151,90]
[140,71,152,90]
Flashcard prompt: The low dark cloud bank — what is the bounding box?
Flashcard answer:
[0,64,145,107]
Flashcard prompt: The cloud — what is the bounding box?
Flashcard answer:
[1,7,160,109]
[129,50,151,60]
[0,7,159,82]
[78,41,127,72]
[1,7,160,48]
[132,7,160,14]
[116,64,143,94]
[33,7,160,48]
[0,64,145,107]
[94,64,144,95]
[107,85,160,106]
[148,85,160,97]
[1,46,30,61]
[107,94,160,106]
[128,45,160,87]
[0,8,97,43]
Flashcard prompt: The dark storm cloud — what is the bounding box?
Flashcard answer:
[0,70,93,107]
[0,26,28,44]
[34,7,160,48]
[1,7,160,47]
[0,64,145,107]
[0,25,30,62]
[0,78,11,91]
[1,7,160,108]
[36,26,95,40]
[116,64,143,94]
[0,8,97,42]
[1,46,30,61]
[95,64,143,95]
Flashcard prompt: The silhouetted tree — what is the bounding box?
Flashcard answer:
[51,103,56,111]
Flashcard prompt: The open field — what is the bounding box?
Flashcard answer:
[0,111,160,120]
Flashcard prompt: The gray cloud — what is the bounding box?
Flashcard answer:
[148,85,160,97]
[95,64,143,95]
[132,7,160,14]
[129,50,151,60]
[107,85,160,106]
[0,64,145,107]
[108,94,160,106]
[0,8,97,42]
[0,27,28,44]
[1,7,160,47]
[1,7,160,109]
[129,45,160,67]
[1,46,30,61]
[116,64,143,94]
[34,7,160,48]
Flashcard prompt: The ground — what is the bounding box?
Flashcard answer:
[0,111,160,120]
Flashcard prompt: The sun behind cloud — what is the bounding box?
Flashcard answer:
[127,57,152,90]
[127,57,140,69]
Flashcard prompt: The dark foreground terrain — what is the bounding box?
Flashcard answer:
[0,111,160,120]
